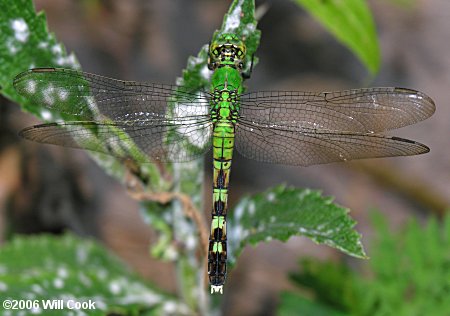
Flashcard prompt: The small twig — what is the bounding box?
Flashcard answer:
[127,183,209,258]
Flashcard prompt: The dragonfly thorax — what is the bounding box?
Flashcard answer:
[208,33,246,72]
[211,88,239,123]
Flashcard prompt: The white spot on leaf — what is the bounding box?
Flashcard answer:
[200,65,211,81]
[243,23,256,36]
[185,235,197,250]
[224,0,244,32]
[30,306,42,314]
[56,53,77,67]
[76,245,88,263]
[11,18,29,42]
[85,96,100,116]
[53,278,64,289]
[38,41,49,49]
[51,44,62,54]
[25,80,37,94]
[6,39,18,54]
[78,272,92,287]
[109,280,121,294]
[173,94,211,148]
[57,88,69,101]
[31,284,43,294]
[163,301,177,313]
[248,201,255,215]
[42,84,56,105]
[234,203,245,221]
[0,282,7,292]
[164,245,178,260]
[57,267,68,278]
[97,269,107,280]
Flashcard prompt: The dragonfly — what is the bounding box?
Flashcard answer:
[14,33,435,294]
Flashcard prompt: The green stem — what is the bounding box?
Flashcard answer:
[172,160,208,313]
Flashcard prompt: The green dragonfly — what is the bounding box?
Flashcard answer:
[14,33,435,294]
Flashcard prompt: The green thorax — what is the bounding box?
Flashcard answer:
[210,68,242,123]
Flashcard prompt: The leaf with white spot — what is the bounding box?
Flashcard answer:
[214,0,261,79]
[228,185,366,265]
[0,0,80,119]
[177,0,260,92]
[0,0,166,184]
[0,234,192,315]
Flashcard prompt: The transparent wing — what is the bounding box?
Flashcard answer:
[14,68,211,120]
[240,87,435,133]
[235,121,429,166]
[14,68,213,162]
[20,118,213,163]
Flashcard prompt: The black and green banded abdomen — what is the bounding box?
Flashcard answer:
[208,122,235,290]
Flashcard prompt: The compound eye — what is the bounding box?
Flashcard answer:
[238,62,243,69]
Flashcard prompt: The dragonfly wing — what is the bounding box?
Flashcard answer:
[13,68,211,121]
[235,122,429,166]
[14,68,213,162]
[240,87,435,133]
[20,118,213,163]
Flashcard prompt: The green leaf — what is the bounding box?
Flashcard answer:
[0,0,79,118]
[228,185,366,264]
[215,0,261,76]
[277,292,348,316]
[289,259,357,312]
[0,234,191,315]
[357,212,450,316]
[0,0,166,185]
[279,212,450,316]
[293,0,380,74]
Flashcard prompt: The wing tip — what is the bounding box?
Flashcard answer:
[18,125,35,139]
[394,87,436,115]
[13,67,61,88]
[391,136,430,154]
[13,70,30,87]
[18,125,34,140]
[19,123,59,139]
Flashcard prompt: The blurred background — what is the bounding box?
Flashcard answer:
[0,0,448,315]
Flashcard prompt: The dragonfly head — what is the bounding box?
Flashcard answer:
[208,33,246,72]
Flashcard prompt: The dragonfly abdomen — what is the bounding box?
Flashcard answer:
[209,122,235,293]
